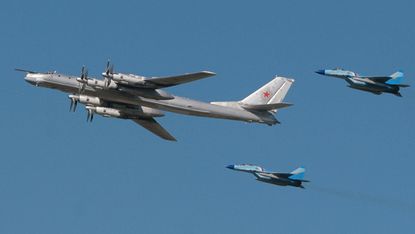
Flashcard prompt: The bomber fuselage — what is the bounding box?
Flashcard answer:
[24,72,277,124]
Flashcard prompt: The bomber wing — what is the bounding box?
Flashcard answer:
[132,118,177,141]
[146,71,216,87]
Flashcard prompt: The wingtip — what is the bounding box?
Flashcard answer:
[15,68,35,73]
[201,71,216,76]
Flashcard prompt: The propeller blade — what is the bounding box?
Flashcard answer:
[87,109,90,122]
[109,64,114,74]
[78,65,88,93]
[78,82,84,94]
[106,60,110,73]
[69,99,73,112]
[104,60,113,87]
[86,108,94,122]
[81,66,85,79]
[73,100,78,112]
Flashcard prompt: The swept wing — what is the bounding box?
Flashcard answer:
[146,71,216,87]
[360,76,391,83]
[132,118,176,141]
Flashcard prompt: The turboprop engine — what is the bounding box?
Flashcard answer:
[69,94,104,107]
[110,73,150,87]
[85,106,164,122]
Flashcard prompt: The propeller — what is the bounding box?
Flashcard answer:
[103,60,114,87]
[77,65,89,93]
[86,106,95,122]
[68,95,78,112]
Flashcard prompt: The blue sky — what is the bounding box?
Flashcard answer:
[1,0,415,233]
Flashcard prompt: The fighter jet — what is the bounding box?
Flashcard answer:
[17,62,294,141]
[315,68,409,96]
[226,164,309,188]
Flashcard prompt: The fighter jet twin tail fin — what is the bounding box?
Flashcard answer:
[386,71,410,87]
[287,167,309,182]
[270,167,309,181]
[365,71,410,87]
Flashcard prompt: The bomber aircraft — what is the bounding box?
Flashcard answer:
[315,68,409,96]
[226,164,309,188]
[17,62,294,141]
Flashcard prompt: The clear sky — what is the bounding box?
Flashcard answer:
[1,0,414,233]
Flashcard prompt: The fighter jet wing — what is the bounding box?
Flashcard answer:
[146,71,216,87]
[270,173,291,178]
[361,76,391,83]
[131,118,177,141]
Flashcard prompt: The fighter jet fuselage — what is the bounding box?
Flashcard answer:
[226,164,309,189]
[315,68,409,96]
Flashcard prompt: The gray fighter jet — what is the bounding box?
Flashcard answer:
[315,68,409,96]
[17,62,294,141]
[227,164,309,188]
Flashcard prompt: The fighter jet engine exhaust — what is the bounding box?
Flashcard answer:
[307,183,415,214]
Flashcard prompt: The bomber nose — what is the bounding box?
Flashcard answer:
[226,165,235,170]
[24,74,37,85]
[315,69,325,75]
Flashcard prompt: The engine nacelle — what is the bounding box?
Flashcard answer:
[91,106,164,119]
[86,78,118,89]
[94,107,122,118]
[111,73,153,87]
[79,95,104,106]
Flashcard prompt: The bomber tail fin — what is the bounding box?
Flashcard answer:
[240,76,294,112]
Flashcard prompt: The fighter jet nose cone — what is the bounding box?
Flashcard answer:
[315,69,325,75]
[226,165,234,170]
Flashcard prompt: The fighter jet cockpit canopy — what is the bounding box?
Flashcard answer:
[239,164,264,172]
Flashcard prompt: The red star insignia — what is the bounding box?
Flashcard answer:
[263,91,270,98]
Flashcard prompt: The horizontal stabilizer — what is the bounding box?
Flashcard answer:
[389,84,410,88]
[147,71,216,87]
[241,102,293,111]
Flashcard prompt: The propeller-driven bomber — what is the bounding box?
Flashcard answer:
[18,61,295,141]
